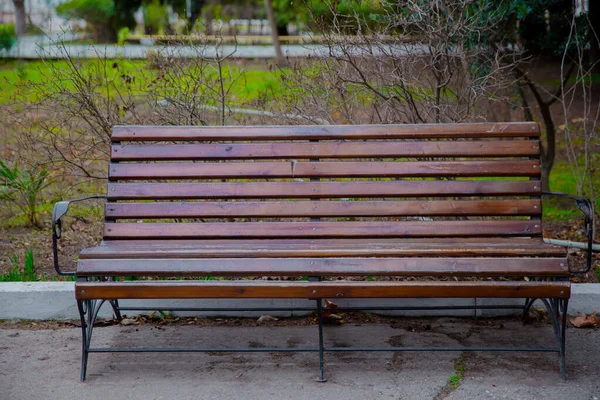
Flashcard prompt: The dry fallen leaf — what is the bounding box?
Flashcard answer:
[121,318,137,326]
[569,312,599,328]
[325,300,338,311]
[257,315,278,323]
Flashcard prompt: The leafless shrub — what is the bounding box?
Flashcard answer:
[8,35,247,185]
[9,41,146,181]
[560,11,599,209]
[274,0,519,125]
[145,37,243,126]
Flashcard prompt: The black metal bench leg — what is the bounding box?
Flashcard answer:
[315,299,327,382]
[109,299,122,322]
[540,298,560,339]
[539,297,569,380]
[77,300,90,382]
[521,298,537,318]
[559,299,569,380]
[77,298,107,381]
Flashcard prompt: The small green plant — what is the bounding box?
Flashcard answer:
[0,160,50,227]
[0,250,36,282]
[435,352,466,398]
[117,27,130,46]
[449,352,466,389]
[143,0,168,35]
[0,23,16,53]
[448,374,460,387]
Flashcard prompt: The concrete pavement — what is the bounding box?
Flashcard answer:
[1,34,427,59]
[1,317,599,400]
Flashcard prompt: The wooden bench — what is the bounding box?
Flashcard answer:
[51,123,594,381]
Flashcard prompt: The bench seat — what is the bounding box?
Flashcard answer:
[78,239,568,277]
[81,238,567,259]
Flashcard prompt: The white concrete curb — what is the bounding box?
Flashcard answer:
[1,282,598,321]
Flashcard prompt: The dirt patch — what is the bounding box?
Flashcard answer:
[0,216,103,279]
[0,312,559,331]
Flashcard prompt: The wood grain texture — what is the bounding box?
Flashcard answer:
[109,161,541,180]
[111,140,540,160]
[76,257,569,277]
[105,200,541,219]
[103,220,542,239]
[75,280,570,300]
[107,180,541,200]
[112,123,540,141]
[80,238,568,259]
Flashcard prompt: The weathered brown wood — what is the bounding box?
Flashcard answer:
[109,161,541,180]
[75,280,570,300]
[111,140,540,161]
[76,257,569,277]
[107,180,541,200]
[112,123,540,141]
[80,238,568,259]
[105,200,541,219]
[103,220,542,239]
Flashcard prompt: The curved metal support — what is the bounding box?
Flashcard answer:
[87,300,105,343]
[78,296,112,381]
[522,298,537,319]
[52,196,106,276]
[108,300,122,321]
[539,298,560,340]
[542,192,595,274]
[538,297,569,380]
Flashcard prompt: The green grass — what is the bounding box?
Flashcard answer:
[0,59,143,104]
[0,59,286,106]
[0,249,35,282]
[0,248,76,282]
[544,161,600,221]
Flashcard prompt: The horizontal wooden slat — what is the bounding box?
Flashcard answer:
[112,123,540,142]
[80,238,567,259]
[111,140,540,161]
[75,281,570,300]
[109,161,540,180]
[76,257,568,277]
[106,200,541,219]
[103,220,541,239]
[107,180,541,200]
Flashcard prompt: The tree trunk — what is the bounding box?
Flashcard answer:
[188,0,203,30]
[264,0,284,66]
[12,0,26,36]
[277,24,289,36]
[538,101,556,191]
[95,23,117,44]
[589,0,600,73]
[515,63,574,192]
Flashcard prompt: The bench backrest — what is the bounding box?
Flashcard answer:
[104,123,542,241]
